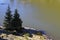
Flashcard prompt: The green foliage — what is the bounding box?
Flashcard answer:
[3,5,12,30]
[11,9,23,31]
[3,6,23,32]
[24,33,30,36]
[36,32,42,36]
[23,33,33,37]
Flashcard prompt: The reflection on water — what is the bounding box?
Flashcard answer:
[0,0,60,40]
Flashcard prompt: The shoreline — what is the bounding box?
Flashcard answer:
[0,26,53,40]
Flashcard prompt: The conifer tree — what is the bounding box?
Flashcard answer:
[3,6,12,30]
[11,9,23,31]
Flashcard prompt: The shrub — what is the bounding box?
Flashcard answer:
[36,32,42,36]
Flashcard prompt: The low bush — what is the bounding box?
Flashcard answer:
[35,32,42,36]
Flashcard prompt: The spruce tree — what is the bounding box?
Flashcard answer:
[3,6,12,30]
[11,9,23,31]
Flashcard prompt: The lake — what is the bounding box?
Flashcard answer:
[0,0,60,40]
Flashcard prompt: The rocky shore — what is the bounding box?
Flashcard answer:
[0,26,52,40]
[0,33,52,40]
